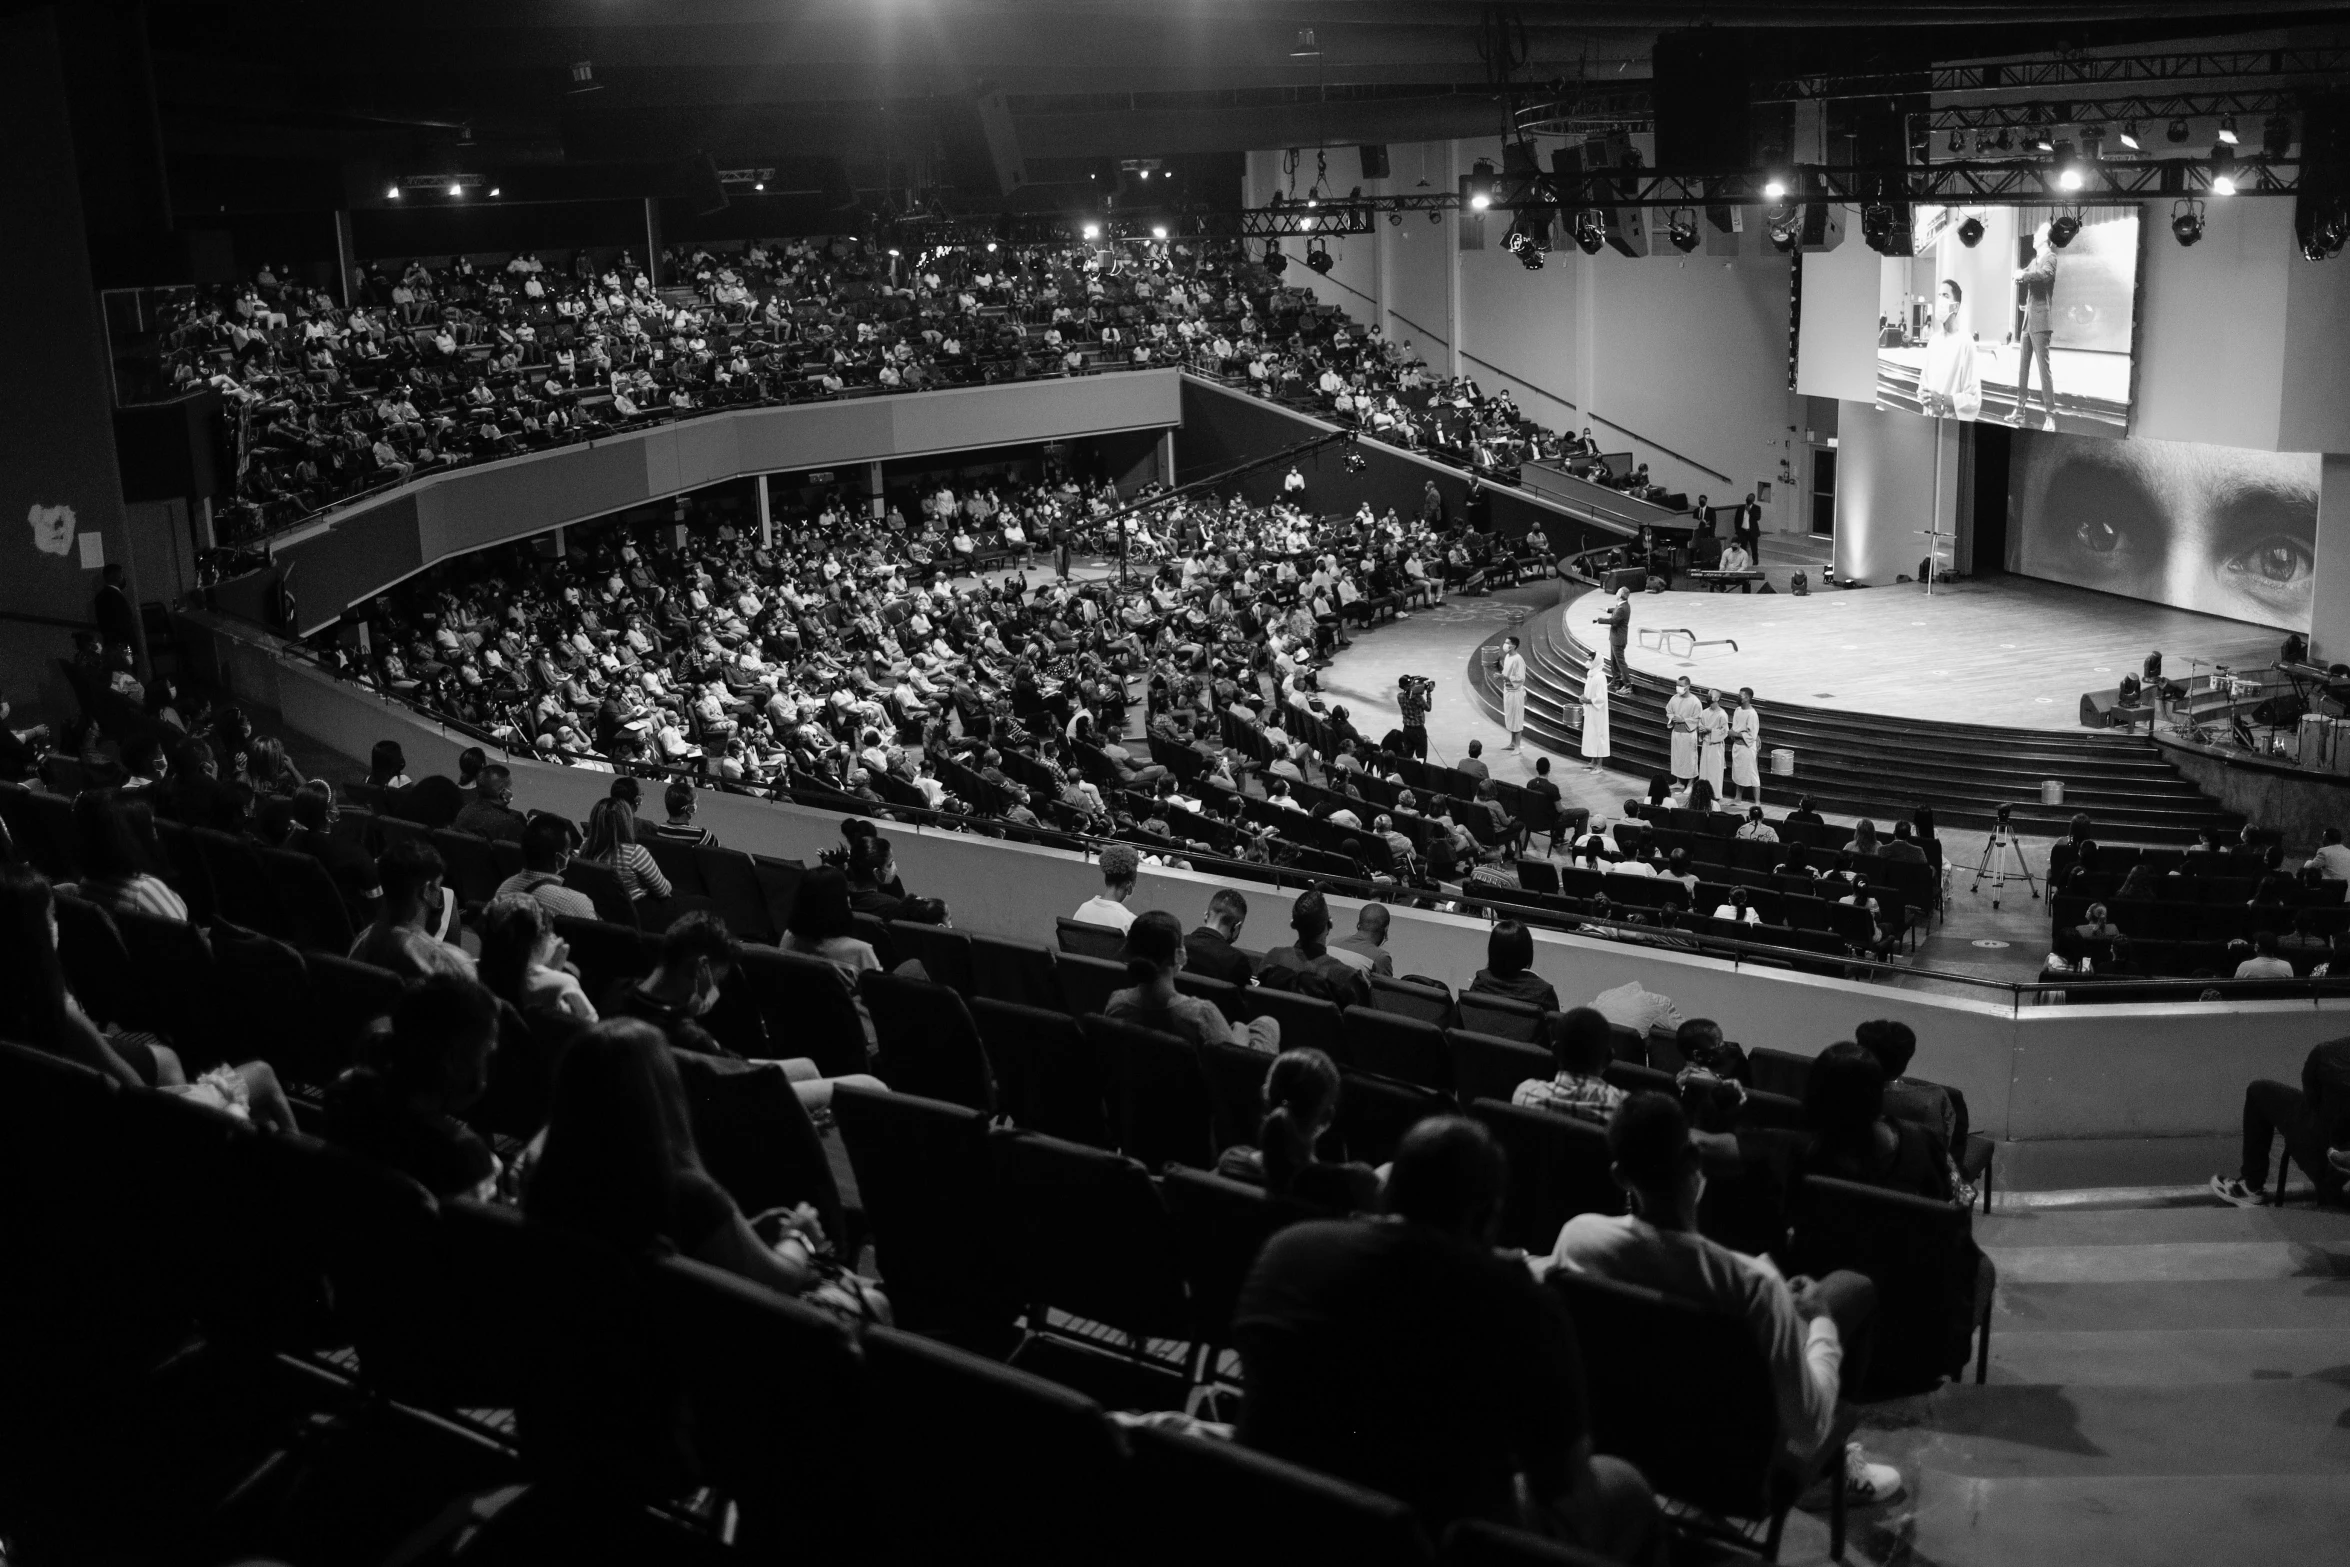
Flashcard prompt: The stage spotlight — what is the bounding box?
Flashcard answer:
[2048,212,2082,248]
[448,182,462,197]
[1263,242,1287,275]
[2054,141,2083,190]
[386,185,400,199]
[1428,210,1441,224]
[1151,224,1168,240]
[1305,239,1333,275]
[2172,198,2205,246]
[1666,208,1700,253]
[2033,126,2055,153]
[2212,171,2239,196]
[2263,114,2294,159]
[1504,228,1545,269]
[1388,212,1402,226]
[2218,115,2239,146]
[1948,128,1965,155]
[2119,122,2142,151]
[753,181,764,191]
[1956,215,1985,248]
[1767,210,1802,253]
[1975,131,1994,155]
[1573,210,1606,255]
[985,241,998,252]
[1468,158,1496,211]
[1081,222,1101,239]
[1995,127,2013,151]
[1762,176,1788,200]
[2167,118,2189,144]
[489,186,501,198]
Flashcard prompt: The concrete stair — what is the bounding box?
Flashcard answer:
[1789,1197,2350,1565]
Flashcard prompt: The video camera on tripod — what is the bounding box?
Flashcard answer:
[1970,802,2040,911]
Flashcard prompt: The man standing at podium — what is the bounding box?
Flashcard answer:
[1500,636,1528,752]
[1664,676,1701,786]
[1729,687,1762,804]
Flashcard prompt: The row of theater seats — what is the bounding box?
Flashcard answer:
[0,1036,1609,1567]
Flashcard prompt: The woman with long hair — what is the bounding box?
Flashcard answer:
[478,893,596,1022]
[580,795,671,903]
[1217,1047,1380,1212]
[527,1019,873,1308]
[66,788,187,923]
[0,863,293,1128]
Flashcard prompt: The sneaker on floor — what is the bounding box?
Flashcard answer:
[1843,1443,1905,1505]
[2210,1174,2265,1207]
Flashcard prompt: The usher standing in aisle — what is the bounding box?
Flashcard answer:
[1729,689,1762,804]
[1500,636,1528,752]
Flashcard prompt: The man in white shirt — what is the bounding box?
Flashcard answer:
[1590,978,1682,1038]
[1072,842,1142,932]
[1541,1094,1904,1504]
[2306,828,2350,881]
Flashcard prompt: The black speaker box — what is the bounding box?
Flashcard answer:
[1603,567,1647,594]
[1359,144,1390,181]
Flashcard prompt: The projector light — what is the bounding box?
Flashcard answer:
[1151,225,1167,239]
[2119,122,2141,151]
[1762,177,1788,200]
[1956,216,1985,248]
[2218,115,2239,146]
[387,185,400,199]
[1264,242,1287,275]
[448,183,462,196]
[2057,166,2084,192]
[1505,229,1544,269]
[2167,119,2189,144]
[1469,193,1491,212]
[1304,240,1333,275]
[2212,172,2238,196]
[2048,213,2081,248]
[1666,209,1699,253]
[1081,223,1100,239]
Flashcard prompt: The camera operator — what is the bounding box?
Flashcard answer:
[1397,674,1433,761]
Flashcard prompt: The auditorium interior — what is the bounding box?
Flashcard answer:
[12,2,2350,1564]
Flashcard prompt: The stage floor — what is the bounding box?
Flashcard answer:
[1568,574,2283,731]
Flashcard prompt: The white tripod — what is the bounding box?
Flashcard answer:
[1970,810,2040,910]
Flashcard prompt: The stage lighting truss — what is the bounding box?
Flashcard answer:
[1760,45,2349,102]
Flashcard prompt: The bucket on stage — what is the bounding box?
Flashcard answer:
[2040,780,2065,806]
[1769,748,1795,777]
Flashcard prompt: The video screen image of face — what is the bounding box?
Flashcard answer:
[2008,429,2321,631]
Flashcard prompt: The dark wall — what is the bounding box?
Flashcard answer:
[1174,379,1621,558]
[0,10,133,634]
[351,199,650,264]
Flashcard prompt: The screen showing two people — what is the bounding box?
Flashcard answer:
[1873,205,2139,436]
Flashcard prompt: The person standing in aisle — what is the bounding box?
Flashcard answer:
[1664,676,1701,787]
[1500,636,1528,753]
[1729,687,1763,805]
[1594,587,1632,692]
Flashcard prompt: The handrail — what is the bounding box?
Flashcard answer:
[1456,351,1736,490]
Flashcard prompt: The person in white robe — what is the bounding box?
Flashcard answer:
[1729,687,1763,803]
[1580,670,1610,769]
[1664,677,1701,783]
[1696,689,1729,795]
[1500,636,1528,751]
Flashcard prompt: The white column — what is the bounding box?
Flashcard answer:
[1159,429,1176,485]
[868,460,885,520]
[756,473,774,547]
[1444,140,1464,380]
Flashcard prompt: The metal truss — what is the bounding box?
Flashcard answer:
[1512,87,1658,139]
[1924,92,2297,133]
[1541,159,2300,208]
[1764,47,2350,101]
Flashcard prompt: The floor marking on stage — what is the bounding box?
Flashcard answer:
[2035,697,2054,703]
[2002,643,2017,648]
[1972,940,2012,950]
[2095,666,2111,672]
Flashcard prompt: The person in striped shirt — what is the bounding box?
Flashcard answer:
[580,796,671,904]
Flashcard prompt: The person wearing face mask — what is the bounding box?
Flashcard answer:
[1916,277,1982,421]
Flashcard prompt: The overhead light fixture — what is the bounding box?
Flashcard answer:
[1467,158,1496,212]
[1976,131,1994,155]
[1768,211,1802,253]
[386,185,400,199]
[448,182,462,197]
[2119,122,2141,151]
[1762,177,1789,200]
[1300,215,1315,229]
[1138,169,1150,181]
[1304,239,1333,275]
[2172,197,2205,245]
[1289,28,1320,59]
[2054,140,2083,190]
[1264,241,1287,275]
[1995,127,2013,151]
[2218,115,2239,146]
[489,186,500,198]
[2167,118,2189,144]
[2212,171,2238,196]
[2033,126,2055,153]
[1948,129,1965,155]
[1151,225,1167,239]
[2048,211,2082,248]
[1956,215,1986,248]
[1428,210,1441,224]
[568,60,602,94]
[1573,211,1607,255]
[985,241,998,252]
[1081,222,1101,239]
[754,181,764,191]
[2264,114,2294,160]
[1505,228,1544,270]
[1666,208,1700,253]
[1388,212,1402,226]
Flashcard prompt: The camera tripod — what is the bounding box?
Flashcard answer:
[1970,816,2039,909]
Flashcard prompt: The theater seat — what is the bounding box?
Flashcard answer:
[861,970,995,1114]
[1466,1099,1620,1252]
[1125,1422,1436,1567]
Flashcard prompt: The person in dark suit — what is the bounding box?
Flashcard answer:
[1185,887,1258,987]
[1593,587,1632,691]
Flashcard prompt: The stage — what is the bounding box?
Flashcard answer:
[1567,574,2284,732]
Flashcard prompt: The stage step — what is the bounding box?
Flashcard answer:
[1473,605,2243,842]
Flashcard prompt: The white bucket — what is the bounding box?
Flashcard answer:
[1769,748,1795,777]
[2041,779,2065,806]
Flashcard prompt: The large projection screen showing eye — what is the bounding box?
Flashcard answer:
[1875,205,2140,437]
[2006,427,2322,631]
